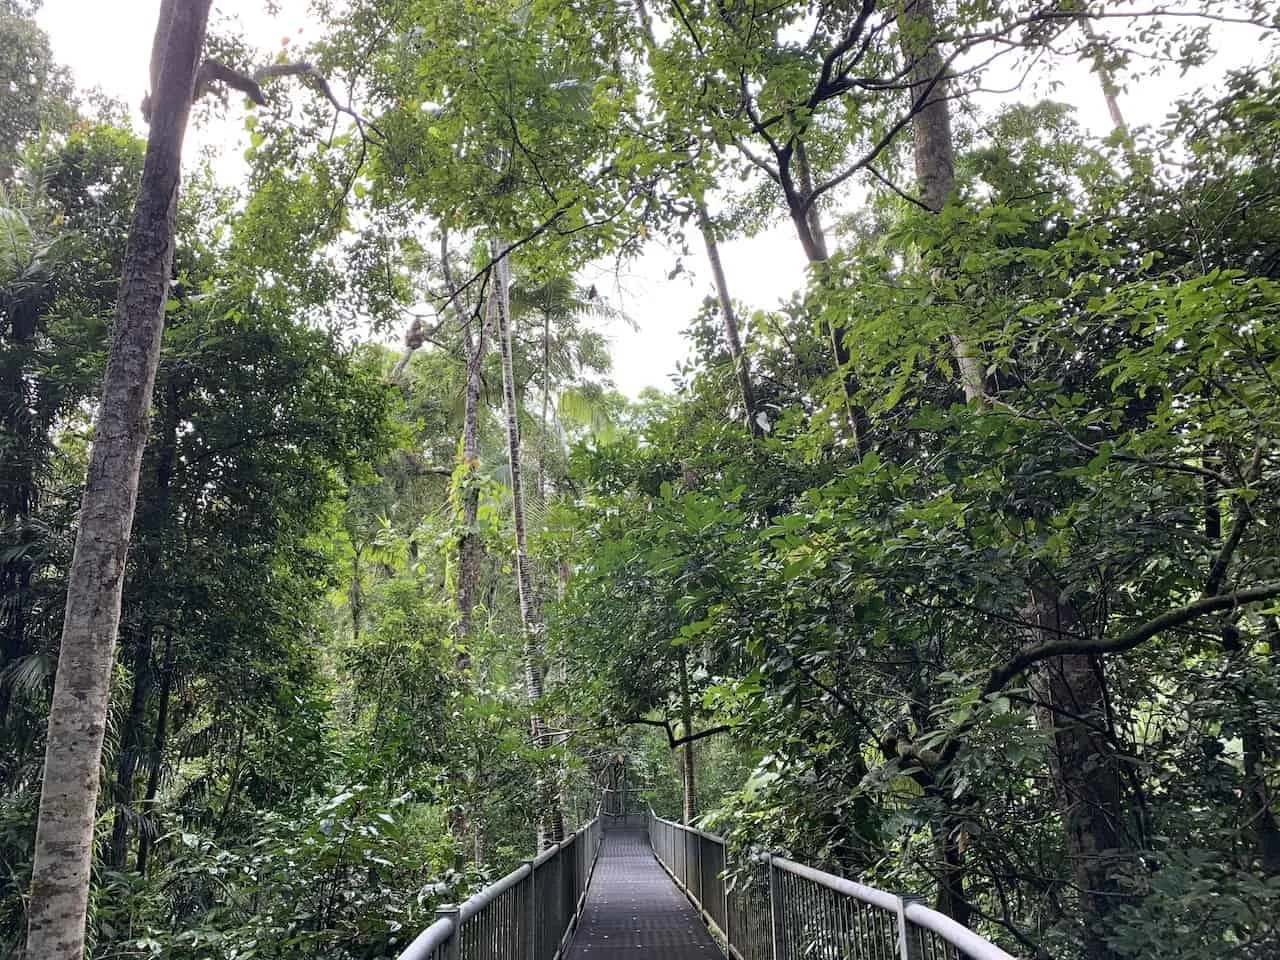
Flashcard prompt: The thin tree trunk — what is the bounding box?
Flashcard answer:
[108,374,178,870]
[678,651,696,824]
[899,0,985,402]
[633,0,764,441]
[787,141,871,450]
[1078,18,1128,135]
[25,3,211,955]
[491,240,565,847]
[108,627,151,869]
[136,628,174,875]
[442,236,485,848]
[446,234,487,661]
[697,205,762,437]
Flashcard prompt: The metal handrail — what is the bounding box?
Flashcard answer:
[648,809,1018,960]
[398,812,604,960]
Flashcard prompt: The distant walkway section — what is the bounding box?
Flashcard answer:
[567,828,723,960]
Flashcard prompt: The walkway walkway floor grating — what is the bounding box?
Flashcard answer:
[567,828,724,960]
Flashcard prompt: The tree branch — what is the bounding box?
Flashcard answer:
[982,580,1280,698]
[628,717,737,748]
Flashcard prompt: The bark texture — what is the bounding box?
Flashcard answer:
[491,242,565,847]
[25,1,212,955]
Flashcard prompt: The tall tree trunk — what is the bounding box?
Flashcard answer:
[442,235,485,854]
[108,375,178,870]
[697,205,762,437]
[446,234,487,662]
[633,0,763,441]
[25,2,212,955]
[678,651,696,824]
[136,628,174,875]
[1077,17,1128,135]
[491,241,565,847]
[787,141,871,450]
[107,626,152,869]
[891,1,985,925]
[899,0,985,402]
[1024,586,1129,960]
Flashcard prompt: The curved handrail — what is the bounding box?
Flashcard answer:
[904,901,1017,960]
[648,808,1017,960]
[396,810,604,960]
[398,917,454,960]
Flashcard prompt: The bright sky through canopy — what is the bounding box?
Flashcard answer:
[35,0,1269,397]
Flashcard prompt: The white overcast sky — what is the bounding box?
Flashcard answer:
[35,2,1274,397]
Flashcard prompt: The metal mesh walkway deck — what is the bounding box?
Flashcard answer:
[567,828,724,960]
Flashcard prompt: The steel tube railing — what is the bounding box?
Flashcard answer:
[648,811,1017,960]
[398,814,603,960]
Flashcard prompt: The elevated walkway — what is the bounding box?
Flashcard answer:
[396,803,1016,960]
[567,828,720,960]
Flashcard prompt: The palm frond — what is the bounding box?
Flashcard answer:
[0,650,53,698]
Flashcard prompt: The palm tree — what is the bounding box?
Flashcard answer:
[0,179,66,739]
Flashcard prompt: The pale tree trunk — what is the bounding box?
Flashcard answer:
[697,206,762,438]
[446,234,487,660]
[491,241,565,848]
[678,651,696,824]
[893,1,982,924]
[446,235,485,859]
[25,1,212,955]
[1078,17,1128,135]
[790,140,871,450]
[633,0,763,441]
[899,0,985,402]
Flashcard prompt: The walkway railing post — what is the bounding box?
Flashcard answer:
[523,860,537,960]
[723,866,731,956]
[436,904,461,960]
[767,855,788,960]
[896,895,924,960]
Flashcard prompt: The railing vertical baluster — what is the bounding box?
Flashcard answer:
[522,860,537,960]
[896,895,923,960]
[436,904,461,960]
[723,844,732,958]
[767,855,788,960]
